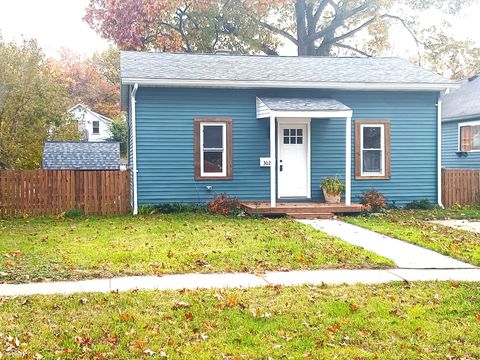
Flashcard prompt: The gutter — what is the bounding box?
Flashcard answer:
[131,83,139,215]
[437,93,444,208]
[121,78,458,92]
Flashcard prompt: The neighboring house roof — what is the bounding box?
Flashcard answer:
[257,97,351,111]
[120,52,456,111]
[442,75,480,121]
[43,141,120,170]
[68,104,112,123]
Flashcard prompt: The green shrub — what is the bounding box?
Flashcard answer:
[138,203,208,215]
[360,188,388,213]
[63,208,84,218]
[320,177,345,195]
[404,199,435,210]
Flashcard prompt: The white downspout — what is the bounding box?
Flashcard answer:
[437,93,444,208]
[270,114,276,207]
[345,116,352,206]
[131,83,139,215]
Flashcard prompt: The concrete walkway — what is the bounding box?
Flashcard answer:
[1,269,480,296]
[300,219,476,269]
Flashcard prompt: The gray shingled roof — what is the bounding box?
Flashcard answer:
[43,142,120,170]
[258,97,350,111]
[121,51,453,85]
[442,75,480,120]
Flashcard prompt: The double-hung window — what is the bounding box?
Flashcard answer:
[355,120,391,179]
[459,123,480,151]
[194,118,233,180]
[92,120,100,134]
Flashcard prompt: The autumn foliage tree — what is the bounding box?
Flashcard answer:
[0,36,80,169]
[84,0,280,54]
[51,47,121,118]
[85,0,479,79]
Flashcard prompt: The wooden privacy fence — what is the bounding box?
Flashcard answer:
[442,169,480,208]
[0,170,130,218]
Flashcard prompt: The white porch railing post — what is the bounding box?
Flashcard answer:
[345,116,352,206]
[270,115,276,207]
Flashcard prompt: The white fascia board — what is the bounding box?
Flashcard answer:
[122,78,458,91]
[443,113,480,122]
[271,110,353,118]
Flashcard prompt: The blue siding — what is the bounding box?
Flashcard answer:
[134,87,439,206]
[442,119,480,169]
[136,88,270,203]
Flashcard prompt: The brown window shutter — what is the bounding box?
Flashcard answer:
[460,126,472,151]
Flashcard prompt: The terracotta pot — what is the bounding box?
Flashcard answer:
[322,189,341,204]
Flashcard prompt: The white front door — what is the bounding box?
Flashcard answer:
[278,121,309,198]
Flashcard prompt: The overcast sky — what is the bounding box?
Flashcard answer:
[0,0,479,58]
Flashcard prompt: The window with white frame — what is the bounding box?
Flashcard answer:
[201,122,226,176]
[92,120,100,134]
[459,123,480,151]
[361,124,385,176]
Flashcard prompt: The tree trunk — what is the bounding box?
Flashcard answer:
[295,0,324,56]
[295,0,309,56]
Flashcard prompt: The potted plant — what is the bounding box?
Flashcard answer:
[320,177,345,204]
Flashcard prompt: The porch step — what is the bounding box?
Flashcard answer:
[286,212,336,220]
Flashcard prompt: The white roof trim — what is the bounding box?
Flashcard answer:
[271,110,353,119]
[122,78,458,92]
[443,113,480,122]
[67,103,112,123]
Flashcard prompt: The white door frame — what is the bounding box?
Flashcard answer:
[277,118,311,199]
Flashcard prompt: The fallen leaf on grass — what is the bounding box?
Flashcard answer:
[226,296,238,307]
[475,312,480,323]
[349,303,360,312]
[133,338,145,350]
[4,261,14,267]
[172,301,190,310]
[184,312,194,321]
[143,349,155,356]
[119,313,133,322]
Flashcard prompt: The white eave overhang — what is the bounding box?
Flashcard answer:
[442,113,480,122]
[121,78,458,92]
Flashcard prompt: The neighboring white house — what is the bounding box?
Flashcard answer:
[68,104,112,141]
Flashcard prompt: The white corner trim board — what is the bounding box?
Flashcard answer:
[437,94,443,208]
[131,83,139,215]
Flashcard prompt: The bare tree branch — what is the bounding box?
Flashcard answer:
[333,42,373,57]
[306,1,372,43]
[313,0,330,24]
[325,16,376,45]
[254,19,298,45]
[382,14,423,63]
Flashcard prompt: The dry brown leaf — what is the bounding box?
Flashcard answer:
[172,301,190,310]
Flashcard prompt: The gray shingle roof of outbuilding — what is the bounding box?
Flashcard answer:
[120,51,453,85]
[43,142,120,170]
[442,75,480,120]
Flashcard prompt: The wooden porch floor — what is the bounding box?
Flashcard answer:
[240,201,363,219]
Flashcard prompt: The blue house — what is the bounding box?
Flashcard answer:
[120,52,455,214]
[442,74,480,168]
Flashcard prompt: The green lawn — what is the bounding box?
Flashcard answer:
[343,207,480,266]
[1,282,479,358]
[0,214,392,284]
